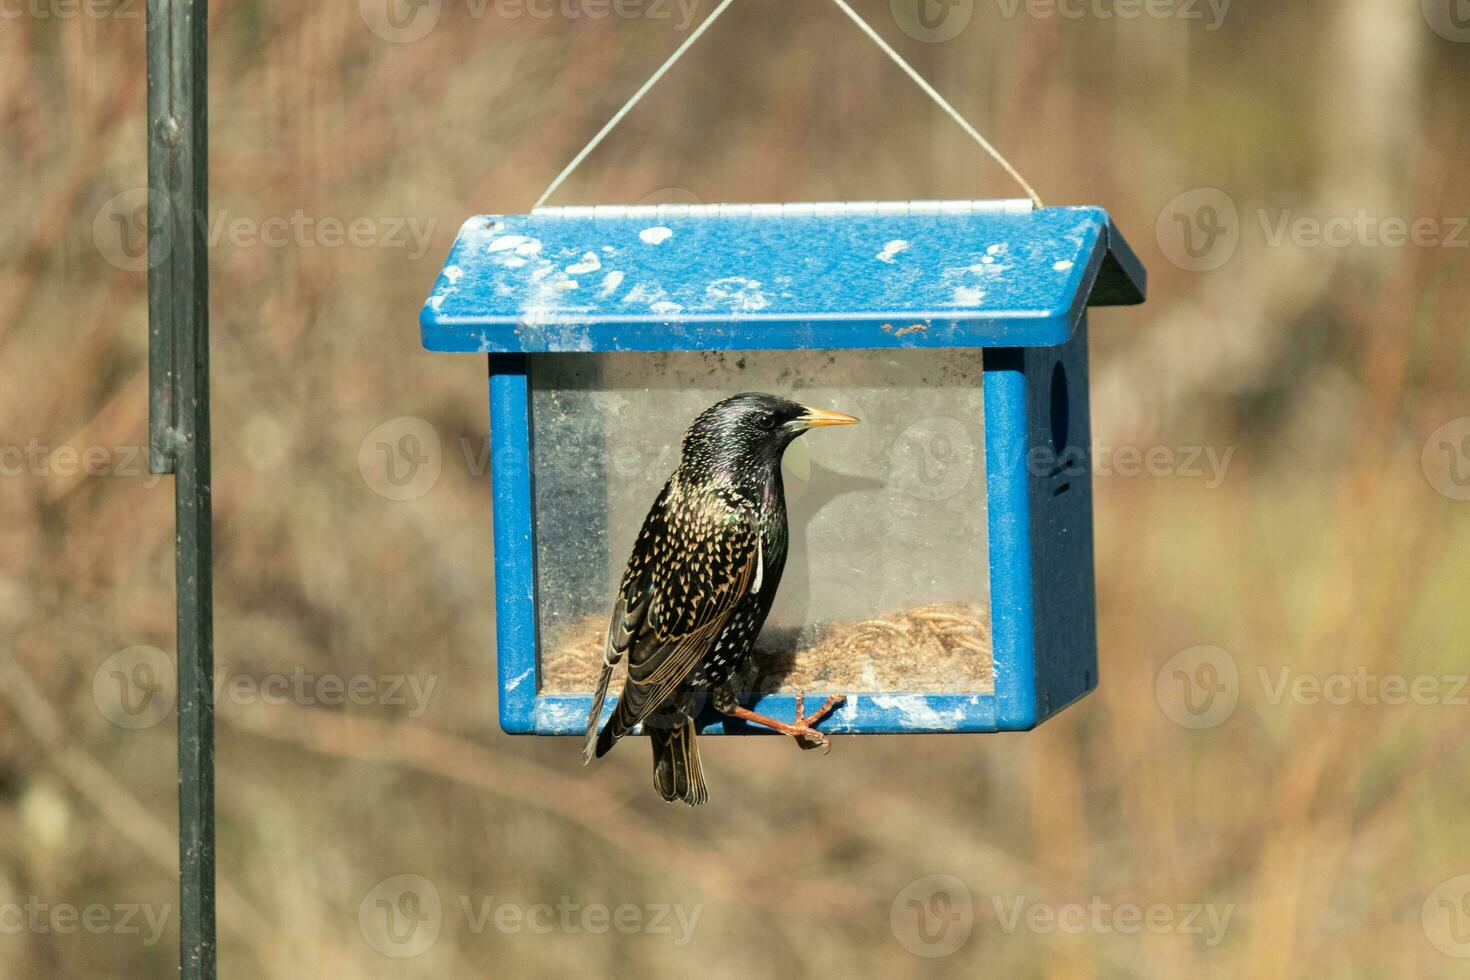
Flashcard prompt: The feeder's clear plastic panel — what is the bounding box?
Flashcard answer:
[531,350,992,696]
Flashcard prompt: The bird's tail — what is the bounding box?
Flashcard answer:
[649,716,708,806]
[581,657,616,765]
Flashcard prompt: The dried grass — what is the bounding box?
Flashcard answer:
[540,602,993,694]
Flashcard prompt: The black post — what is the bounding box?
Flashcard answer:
[146,1,216,977]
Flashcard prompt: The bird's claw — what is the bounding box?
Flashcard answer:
[792,692,846,753]
[795,729,832,753]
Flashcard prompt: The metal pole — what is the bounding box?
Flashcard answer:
[146,1,216,977]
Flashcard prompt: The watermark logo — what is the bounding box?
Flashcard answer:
[458,895,701,943]
[1155,645,1238,729]
[1424,875,1470,957]
[890,874,974,958]
[212,667,439,718]
[992,895,1234,946]
[609,441,677,480]
[1158,655,1470,728]
[1156,188,1239,272]
[1258,210,1468,250]
[0,440,162,486]
[0,898,172,947]
[891,417,976,501]
[0,0,147,23]
[94,189,437,272]
[202,210,436,259]
[357,877,702,953]
[1422,0,1470,42]
[1258,667,1469,707]
[1422,418,1470,501]
[1158,188,1468,271]
[892,0,974,43]
[93,188,172,273]
[93,647,176,730]
[360,875,443,958]
[360,0,444,42]
[359,417,443,501]
[1024,440,1234,488]
[361,0,701,40]
[93,652,437,729]
[991,0,1231,31]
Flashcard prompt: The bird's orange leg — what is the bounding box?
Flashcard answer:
[720,692,847,752]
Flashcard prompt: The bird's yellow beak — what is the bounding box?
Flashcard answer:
[795,406,861,428]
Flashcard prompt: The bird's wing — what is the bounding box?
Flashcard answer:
[592,490,760,752]
[581,487,664,762]
[582,576,649,715]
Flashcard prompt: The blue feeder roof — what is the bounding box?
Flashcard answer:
[421,201,1145,353]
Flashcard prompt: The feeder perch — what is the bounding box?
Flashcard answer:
[420,200,1146,735]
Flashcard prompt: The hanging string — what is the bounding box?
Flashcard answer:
[826,0,1043,209]
[533,0,740,209]
[534,0,1044,210]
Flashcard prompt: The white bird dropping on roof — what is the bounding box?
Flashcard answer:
[599,270,625,297]
[876,239,910,263]
[566,252,602,275]
[487,234,542,257]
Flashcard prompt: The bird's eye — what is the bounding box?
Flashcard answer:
[758,415,777,431]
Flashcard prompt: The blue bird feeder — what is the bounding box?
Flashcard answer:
[420,200,1145,736]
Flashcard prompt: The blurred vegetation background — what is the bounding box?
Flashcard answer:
[2,0,1468,975]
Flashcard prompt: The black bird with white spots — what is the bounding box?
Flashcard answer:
[582,392,858,805]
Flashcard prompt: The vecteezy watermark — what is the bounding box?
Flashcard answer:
[358,0,442,42]
[210,666,438,718]
[360,875,443,958]
[891,0,975,43]
[92,189,437,273]
[0,898,172,947]
[459,895,701,944]
[0,440,163,487]
[992,0,1231,31]
[1257,667,1470,708]
[1157,647,1470,730]
[1028,441,1234,488]
[94,647,177,730]
[1422,418,1470,501]
[358,0,702,43]
[359,417,444,501]
[358,875,703,958]
[890,875,975,958]
[1156,187,1470,272]
[198,210,435,260]
[369,413,1232,503]
[1257,209,1469,251]
[1422,0,1470,42]
[890,417,978,502]
[1424,874,1470,958]
[1155,645,1240,729]
[0,0,145,22]
[869,421,1230,504]
[92,188,172,274]
[991,895,1235,946]
[359,417,524,501]
[1156,188,1241,272]
[93,647,438,729]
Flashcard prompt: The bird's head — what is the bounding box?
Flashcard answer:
[679,392,859,484]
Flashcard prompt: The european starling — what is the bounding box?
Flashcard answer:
[582,393,859,805]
